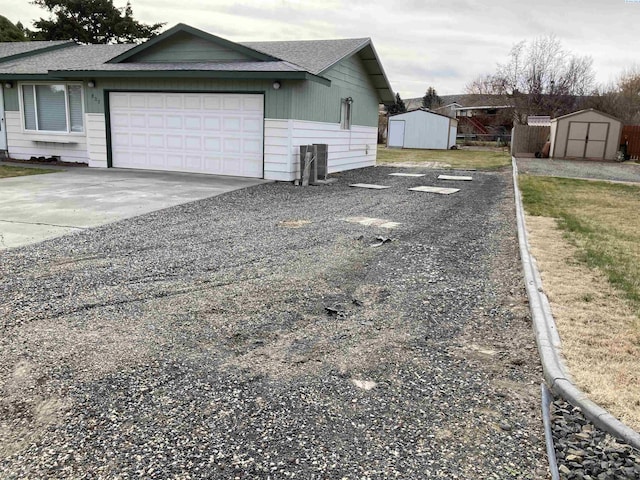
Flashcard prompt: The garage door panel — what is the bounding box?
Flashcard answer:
[166,116,183,129]
[148,115,163,128]
[184,96,202,109]
[223,97,241,110]
[243,118,262,133]
[184,116,202,130]
[243,96,263,111]
[243,139,262,154]
[110,93,129,108]
[185,136,202,150]
[224,138,241,153]
[204,117,221,131]
[147,95,163,108]
[129,95,146,109]
[223,117,241,132]
[131,134,146,147]
[166,135,183,149]
[130,114,146,128]
[204,137,221,152]
[166,96,183,109]
[148,135,164,148]
[166,155,184,169]
[112,134,129,147]
[110,92,263,177]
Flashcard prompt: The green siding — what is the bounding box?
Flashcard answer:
[290,53,379,127]
[3,86,19,111]
[125,32,255,63]
[85,78,293,119]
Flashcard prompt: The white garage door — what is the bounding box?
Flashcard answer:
[109,92,264,177]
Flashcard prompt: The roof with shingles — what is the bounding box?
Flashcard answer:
[0,25,394,101]
[0,44,134,74]
[243,38,371,75]
[0,40,74,60]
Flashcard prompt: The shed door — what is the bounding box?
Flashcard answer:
[109,92,264,177]
[565,121,610,159]
[388,120,405,148]
[585,122,609,159]
[565,122,588,157]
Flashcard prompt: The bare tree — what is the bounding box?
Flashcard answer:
[467,35,596,123]
[585,67,640,124]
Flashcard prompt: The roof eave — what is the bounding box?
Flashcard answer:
[42,69,331,86]
[318,39,394,104]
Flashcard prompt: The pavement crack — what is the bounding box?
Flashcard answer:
[0,219,86,230]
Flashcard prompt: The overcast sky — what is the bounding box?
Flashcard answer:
[4,0,639,99]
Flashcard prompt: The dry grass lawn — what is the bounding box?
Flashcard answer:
[520,175,640,429]
[376,146,511,170]
[0,165,58,179]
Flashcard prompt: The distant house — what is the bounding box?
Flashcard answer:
[406,94,512,136]
[387,109,457,150]
[0,24,394,180]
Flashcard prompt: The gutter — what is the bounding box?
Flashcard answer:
[512,156,640,451]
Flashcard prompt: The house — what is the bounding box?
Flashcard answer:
[0,24,394,180]
[387,109,457,150]
[549,109,622,161]
[0,40,78,156]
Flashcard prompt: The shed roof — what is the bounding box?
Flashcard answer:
[389,108,457,121]
[551,108,622,124]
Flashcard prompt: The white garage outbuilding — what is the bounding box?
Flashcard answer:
[387,109,457,150]
[550,109,622,161]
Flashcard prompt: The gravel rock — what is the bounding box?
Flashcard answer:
[551,398,640,479]
[1,165,547,478]
[515,158,640,184]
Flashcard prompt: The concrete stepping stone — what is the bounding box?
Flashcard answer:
[342,216,400,229]
[388,173,426,177]
[409,186,460,195]
[438,175,473,181]
[349,183,391,189]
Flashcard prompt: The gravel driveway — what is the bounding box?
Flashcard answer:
[0,166,547,479]
[516,157,640,183]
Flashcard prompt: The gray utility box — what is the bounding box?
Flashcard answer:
[299,144,328,184]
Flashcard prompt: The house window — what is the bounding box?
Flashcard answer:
[21,84,84,133]
[341,97,352,130]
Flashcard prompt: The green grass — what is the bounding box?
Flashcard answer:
[519,174,640,309]
[0,165,59,179]
[376,146,511,170]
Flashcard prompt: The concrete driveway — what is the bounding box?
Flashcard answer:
[0,166,268,249]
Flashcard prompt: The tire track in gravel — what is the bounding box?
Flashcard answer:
[1,166,547,478]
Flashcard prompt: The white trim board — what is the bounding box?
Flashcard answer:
[388,173,426,177]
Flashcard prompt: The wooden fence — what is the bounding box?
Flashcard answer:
[621,126,640,159]
[511,125,550,157]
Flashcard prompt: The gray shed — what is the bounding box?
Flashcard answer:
[550,109,622,161]
[387,109,457,150]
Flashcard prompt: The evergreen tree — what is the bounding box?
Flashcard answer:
[29,0,165,44]
[387,92,407,115]
[0,15,27,41]
[422,87,441,109]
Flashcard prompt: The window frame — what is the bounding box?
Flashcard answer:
[19,82,85,135]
